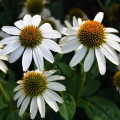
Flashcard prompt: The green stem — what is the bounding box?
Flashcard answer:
[72,68,77,98]
[0,82,10,106]
[97,0,113,26]
[78,71,86,99]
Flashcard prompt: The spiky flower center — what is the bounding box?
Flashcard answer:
[42,20,56,30]
[78,21,106,48]
[21,71,47,97]
[26,0,44,15]
[113,71,120,88]
[19,25,42,48]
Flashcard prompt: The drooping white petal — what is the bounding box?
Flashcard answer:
[17,94,26,108]
[100,44,119,65]
[2,26,21,35]
[33,47,44,71]
[44,70,57,77]
[78,18,82,26]
[0,60,8,73]
[106,34,120,42]
[70,46,87,67]
[37,95,45,118]
[23,14,32,26]
[0,55,8,61]
[106,39,120,52]
[105,27,119,33]
[39,23,53,32]
[14,90,24,101]
[42,39,61,53]
[47,82,66,91]
[61,41,80,54]
[42,30,61,39]
[30,97,38,119]
[14,20,24,30]
[84,48,94,72]
[0,41,21,56]
[73,16,78,27]
[94,12,104,23]
[22,48,32,71]
[14,85,21,92]
[95,48,106,75]
[17,80,23,84]
[64,20,72,28]
[42,92,59,112]
[46,89,63,103]
[47,75,65,82]
[59,36,79,46]
[9,46,24,63]
[39,44,54,63]
[67,27,78,35]
[32,15,41,26]
[19,97,30,116]
[60,27,69,35]
[0,36,19,45]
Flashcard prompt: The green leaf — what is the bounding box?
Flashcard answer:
[0,95,8,110]
[55,54,63,63]
[79,96,120,120]
[59,93,76,120]
[57,63,73,77]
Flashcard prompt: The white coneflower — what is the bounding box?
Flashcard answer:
[42,17,63,31]
[14,69,66,119]
[0,31,9,73]
[0,14,61,71]
[19,0,51,19]
[60,12,120,75]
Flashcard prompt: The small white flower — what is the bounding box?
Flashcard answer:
[0,14,61,71]
[19,0,51,19]
[14,69,66,119]
[60,12,120,75]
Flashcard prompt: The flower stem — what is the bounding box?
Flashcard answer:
[0,82,10,105]
[72,68,77,98]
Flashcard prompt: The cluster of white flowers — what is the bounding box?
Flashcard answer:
[0,0,120,119]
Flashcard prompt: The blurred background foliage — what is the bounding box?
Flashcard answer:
[0,0,120,120]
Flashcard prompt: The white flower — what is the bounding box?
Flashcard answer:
[19,0,51,19]
[0,14,61,71]
[0,31,9,73]
[60,12,120,75]
[42,17,63,31]
[14,69,66,119]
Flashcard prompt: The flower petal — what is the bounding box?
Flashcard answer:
[78,18,82,26]
[106,34,120,42]
[94,12,104,23]
[17,94,26,108]
[0,41,21,56]
[44,70,57,77]
[47,82,66,91]
[32,15,41,26]
[0,60,8,73]
[14,85,21,92]
[70,46,87,67]
[9,46,24,63]
[95,48,106,75]
[39,44,54,63]
[84,48,94,72]
[33,47,44,71]
[2,26,20,35]
[42,30,61,39]
[45,89,63,103]
[37,95,45,118]
[39,23,53,32]
[23,14,32,26]
[19,96,30,116]
[42,39,61,53]
[22,48,32,71]
[14,90,24,101]
[0,36,19,45]
[14,20,24,30]
[65,20,72,28]
[42,92,59,112]
[73,16,78,27]
[100,44,119,65]
[106,27,119,33]
[30,97,38,119]
[47,75,65,82]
